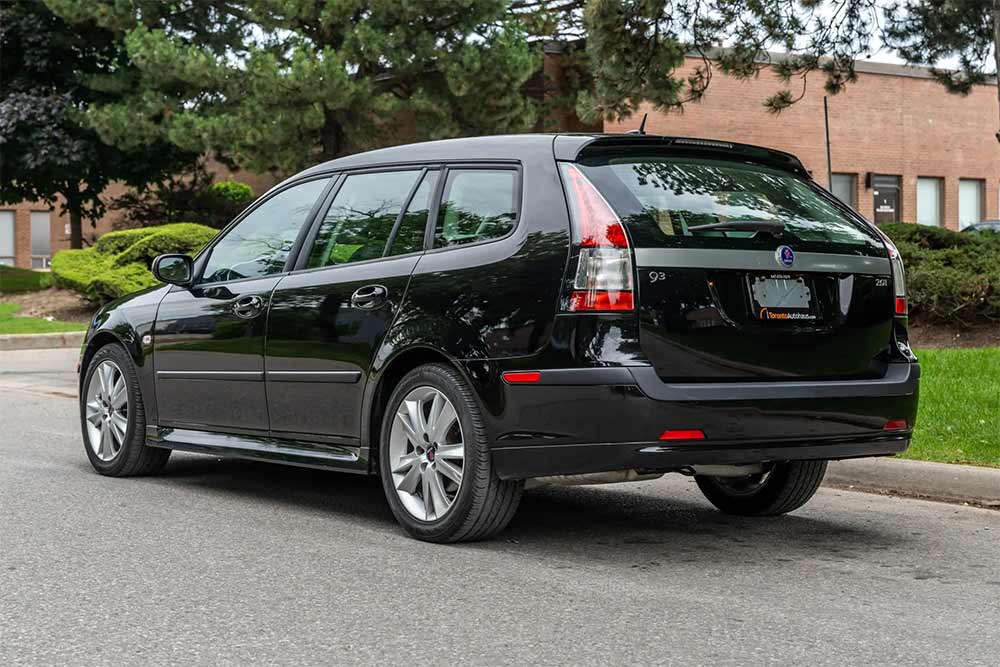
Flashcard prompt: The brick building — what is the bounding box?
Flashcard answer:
[605,56,1000,230]
[3,53,997,269]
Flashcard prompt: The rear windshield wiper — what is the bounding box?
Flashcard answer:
[688,220,786,237]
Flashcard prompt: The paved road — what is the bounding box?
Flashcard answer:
[2,350,998,666]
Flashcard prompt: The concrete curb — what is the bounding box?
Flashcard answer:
[825,457,1000,507]
[0,331,85,351]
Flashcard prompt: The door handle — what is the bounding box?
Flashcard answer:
[232,294,265,319]
[350,285,388,310]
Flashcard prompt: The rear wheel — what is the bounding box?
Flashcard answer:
[695,460,828,516]
[379,363,522,543]
[81,343,170,476]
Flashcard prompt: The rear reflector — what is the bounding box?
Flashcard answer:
[658,429,706,441]
[883,419,908,431]
[894,297,907,316]
[568,289,634,312]
[502,371,542,384]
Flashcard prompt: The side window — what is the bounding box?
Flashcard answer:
[306,170,422,268]
[433,169,517,248]
[387,170,437,257]
[201,178,329,283]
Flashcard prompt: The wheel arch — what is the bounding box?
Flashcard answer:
[363,345,475,475]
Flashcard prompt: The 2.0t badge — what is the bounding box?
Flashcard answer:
[775,245,795,268]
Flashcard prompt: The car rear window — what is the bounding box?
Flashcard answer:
[574,154,884,255]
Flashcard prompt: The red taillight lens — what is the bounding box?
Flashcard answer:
[562,164,629,249]
[895,297,907,316]
[568,290,634,312]
[502,371,541,384]
[883,419,908,431]
[658,429,706,441]
[560,164,635,313]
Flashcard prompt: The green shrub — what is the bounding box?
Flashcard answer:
[879,223,1000,326]
[112,223,218,267]
[0,265,53,292]
[51,222,217,303]
[208,180,254,206]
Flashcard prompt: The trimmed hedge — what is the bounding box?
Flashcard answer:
[0,265,53,293]
[51,223,217,303]
[879,223,1000,326]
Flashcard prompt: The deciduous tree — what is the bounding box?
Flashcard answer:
[0,0,195,248]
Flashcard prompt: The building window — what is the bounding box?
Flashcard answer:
[872,174,901,224]
[830,173,857,209]
[958,179,984,230]
[916,177,943,227]
[0,211,14,266]
[30,211,51,268]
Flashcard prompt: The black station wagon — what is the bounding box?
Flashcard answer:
[78,134,920,542]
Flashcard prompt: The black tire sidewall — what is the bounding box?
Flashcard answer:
[80,344,145,476]
[378,363,487,541]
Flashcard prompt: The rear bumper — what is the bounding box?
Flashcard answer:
[487,362,919,480]
[493,433,910,480]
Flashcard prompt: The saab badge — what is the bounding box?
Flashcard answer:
[775,245,795,268]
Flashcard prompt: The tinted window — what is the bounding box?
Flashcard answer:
[307,170,422,268]
[433,169,517,248]
[387,170,436,256]
[575,156,883,254]
[202,178,329,283]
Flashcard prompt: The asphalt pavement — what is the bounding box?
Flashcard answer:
[1,349,998,666]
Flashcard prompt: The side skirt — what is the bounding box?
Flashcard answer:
[146,425,370,474]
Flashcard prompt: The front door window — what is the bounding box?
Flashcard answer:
[201,178,330,283]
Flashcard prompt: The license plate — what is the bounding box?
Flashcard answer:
[748,275,816,321]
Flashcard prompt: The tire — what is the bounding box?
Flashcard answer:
[378,363,522,543]
[695,460,828,516]
[80,343,170,477]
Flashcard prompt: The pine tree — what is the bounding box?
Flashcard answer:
[46,1,546,176]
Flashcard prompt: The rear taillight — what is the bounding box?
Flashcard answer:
[876,228,907,316]
[559,163,634,312]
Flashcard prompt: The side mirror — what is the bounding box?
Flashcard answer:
[152,254,193,286]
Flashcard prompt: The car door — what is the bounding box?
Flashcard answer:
[153,176,333,432]
[264,168,437,441]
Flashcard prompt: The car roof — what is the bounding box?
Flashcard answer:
[289,133,809,181]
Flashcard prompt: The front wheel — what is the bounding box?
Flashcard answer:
[379,363,522,543]
[80,343,170,476]
[695,460,828,516]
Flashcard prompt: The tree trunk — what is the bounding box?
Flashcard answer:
[67,199,83,250]
[994,0,1000,142]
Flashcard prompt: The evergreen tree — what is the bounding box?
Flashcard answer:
[581,1,999,140]
[47,1,546,175]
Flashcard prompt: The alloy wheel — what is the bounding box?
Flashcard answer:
[84,360,129,462]
[388,386,465,521]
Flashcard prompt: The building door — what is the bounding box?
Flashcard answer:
[872,175,901,224]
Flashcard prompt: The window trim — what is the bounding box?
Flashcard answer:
[425,163,523,254]
[192,174,337,287]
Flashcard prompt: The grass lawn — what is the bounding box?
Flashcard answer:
[905,347,1000,468]
[0,302,87,335]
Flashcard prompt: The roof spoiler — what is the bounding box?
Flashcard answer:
[553,134,810,178]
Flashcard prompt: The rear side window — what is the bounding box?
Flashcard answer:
[433,169,517,248]
[306,170,422,268]
[575,155,883,254]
